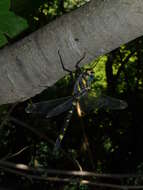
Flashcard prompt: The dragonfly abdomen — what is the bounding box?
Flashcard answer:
[53,102,76,152]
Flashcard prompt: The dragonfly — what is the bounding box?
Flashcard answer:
[25,51,128,152]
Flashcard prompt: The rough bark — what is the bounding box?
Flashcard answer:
[0,0,143,105]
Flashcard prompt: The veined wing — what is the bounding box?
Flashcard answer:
[45,97,73,118]
[79,93,128,112]
[25,96,73,118]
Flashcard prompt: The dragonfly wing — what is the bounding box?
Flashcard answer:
[95,95,128,110]
[45,97,73,118]
[25,96,73,117]
[79,94,128,111]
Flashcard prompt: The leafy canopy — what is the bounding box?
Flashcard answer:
[0,0,28,47]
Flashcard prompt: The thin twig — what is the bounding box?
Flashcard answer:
[9,116,82,170]
[9,116,54,144]
[0,102,19,129]
[1,146,30,161]
[0,165,143,189]
[116,50,136,81]
[0,160,143,179]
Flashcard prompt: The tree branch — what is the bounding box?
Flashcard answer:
[0,0,143,105]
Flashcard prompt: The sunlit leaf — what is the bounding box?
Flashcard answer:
[0,0,28,47]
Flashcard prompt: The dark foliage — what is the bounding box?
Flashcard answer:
[0,1,143,189]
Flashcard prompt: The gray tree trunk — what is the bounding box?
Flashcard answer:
[0,0,143,105]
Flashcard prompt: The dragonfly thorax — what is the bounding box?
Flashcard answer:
[73,70,94,99]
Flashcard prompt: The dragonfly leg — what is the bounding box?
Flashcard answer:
[58,50,86,79]
[58,50,73,75]
[75,52,86,70]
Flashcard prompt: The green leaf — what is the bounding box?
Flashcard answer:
[0,32,7,46]
[0,0,28,47]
